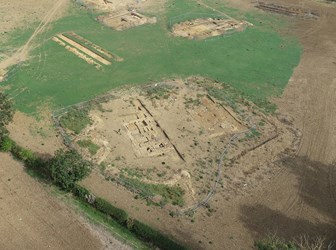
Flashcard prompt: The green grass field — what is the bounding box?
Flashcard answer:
[1,0,301,113]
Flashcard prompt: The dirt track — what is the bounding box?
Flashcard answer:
[0,0,68,72]
[0,153,104,250]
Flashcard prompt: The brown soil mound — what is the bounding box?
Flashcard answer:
[98,10,157,31]
[255,1,319,18]
[172,18,250,40]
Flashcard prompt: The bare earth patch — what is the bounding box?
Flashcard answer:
[172,18,250,40]
[98,10,157,31]
[7,111,63,157]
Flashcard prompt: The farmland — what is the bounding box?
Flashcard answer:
[1,0,336,249]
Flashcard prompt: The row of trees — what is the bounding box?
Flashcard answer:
[0,92,14,143]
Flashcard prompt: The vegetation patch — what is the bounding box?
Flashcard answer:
[255,234,334,250]
[144,84,175,100]
[256,235,298,250]
[119,175,185,207]
[69,192,152,249]
[0,93,14,141]
[77,139,100,155]
[59,107,92,134]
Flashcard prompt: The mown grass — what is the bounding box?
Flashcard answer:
[2,0,301,113]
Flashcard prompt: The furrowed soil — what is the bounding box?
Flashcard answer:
[225,0,336,247]
[0,153,103,250]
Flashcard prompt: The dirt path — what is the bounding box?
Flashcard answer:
[0,0,68,71]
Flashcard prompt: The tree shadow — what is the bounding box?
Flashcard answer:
[240,204,336,242]
[240,156,336,243]
[280,156,336,222]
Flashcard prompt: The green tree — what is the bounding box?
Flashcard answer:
[48,149,91,190]
[0,92,14,141]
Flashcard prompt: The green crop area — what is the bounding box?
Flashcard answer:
[1,0,301,114]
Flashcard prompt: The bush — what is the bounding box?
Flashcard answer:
[255,235,298,250]
[72,184,91,201]
[11,144,37,163]
[0,136,15,152]
[0,92,14,140]
[94,197,129,225]
[48,149,91,190]
[132,219,186,250]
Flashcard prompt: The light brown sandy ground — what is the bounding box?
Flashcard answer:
[0,153,103,250]
[8,111,63,157]
[74,79,288,209]
[81,0,166,13]
[80,80,298,249]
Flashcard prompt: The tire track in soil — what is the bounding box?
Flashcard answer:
[0,0,68,71]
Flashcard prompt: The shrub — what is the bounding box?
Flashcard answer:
[72,184,91,201]
[48,149,91,190]
[0,136,15,152]
[132,219,186,250]
[94,197,129,225]
[11,145,37,163]
[0,92,14,140]
[255,235,298,250]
